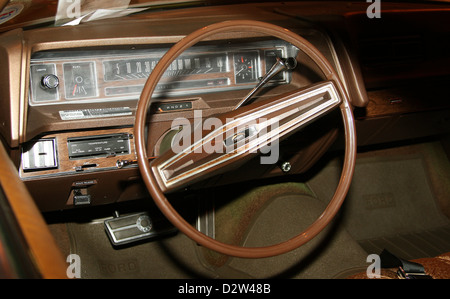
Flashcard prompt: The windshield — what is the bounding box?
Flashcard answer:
[1,0,449,32]
[0,0,205,32]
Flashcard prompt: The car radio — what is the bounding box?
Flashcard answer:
[67,133,131,160]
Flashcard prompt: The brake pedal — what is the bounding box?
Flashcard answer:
[104,211,176,246]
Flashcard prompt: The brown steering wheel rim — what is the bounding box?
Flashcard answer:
[135,20,356,258]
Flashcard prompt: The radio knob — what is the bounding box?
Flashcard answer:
[41,74,59,89]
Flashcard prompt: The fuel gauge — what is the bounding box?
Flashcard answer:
[63,62,97,99]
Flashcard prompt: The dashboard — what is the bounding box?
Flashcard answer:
[0,0,379,212]
[19,37,306,211]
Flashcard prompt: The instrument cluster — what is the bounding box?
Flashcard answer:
[29,40,297,107]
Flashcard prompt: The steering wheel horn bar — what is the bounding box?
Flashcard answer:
[153,81,341,193]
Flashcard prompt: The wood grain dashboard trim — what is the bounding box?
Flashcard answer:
[19,127,136,180]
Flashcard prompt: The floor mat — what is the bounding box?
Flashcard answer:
[201,182,315,267]
[64,219,217,279]
[358,225,450,260]
[224,194,369,279]
[344,155,449,240]
[308,141,450,260]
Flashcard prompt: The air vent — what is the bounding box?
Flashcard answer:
[358,35,424,68]
[22,139,58,171]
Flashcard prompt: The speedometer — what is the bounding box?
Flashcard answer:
[103,53,228,81]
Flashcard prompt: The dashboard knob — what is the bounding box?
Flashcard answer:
[41,74,59,89]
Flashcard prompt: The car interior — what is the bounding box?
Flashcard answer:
[0,0,450,280]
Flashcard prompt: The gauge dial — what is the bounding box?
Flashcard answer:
[233,52,259,84]
[63,62,97,99]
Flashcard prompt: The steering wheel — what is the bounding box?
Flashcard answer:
[135,20,356,258]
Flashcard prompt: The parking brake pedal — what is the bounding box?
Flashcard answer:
[104,211,176,246]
